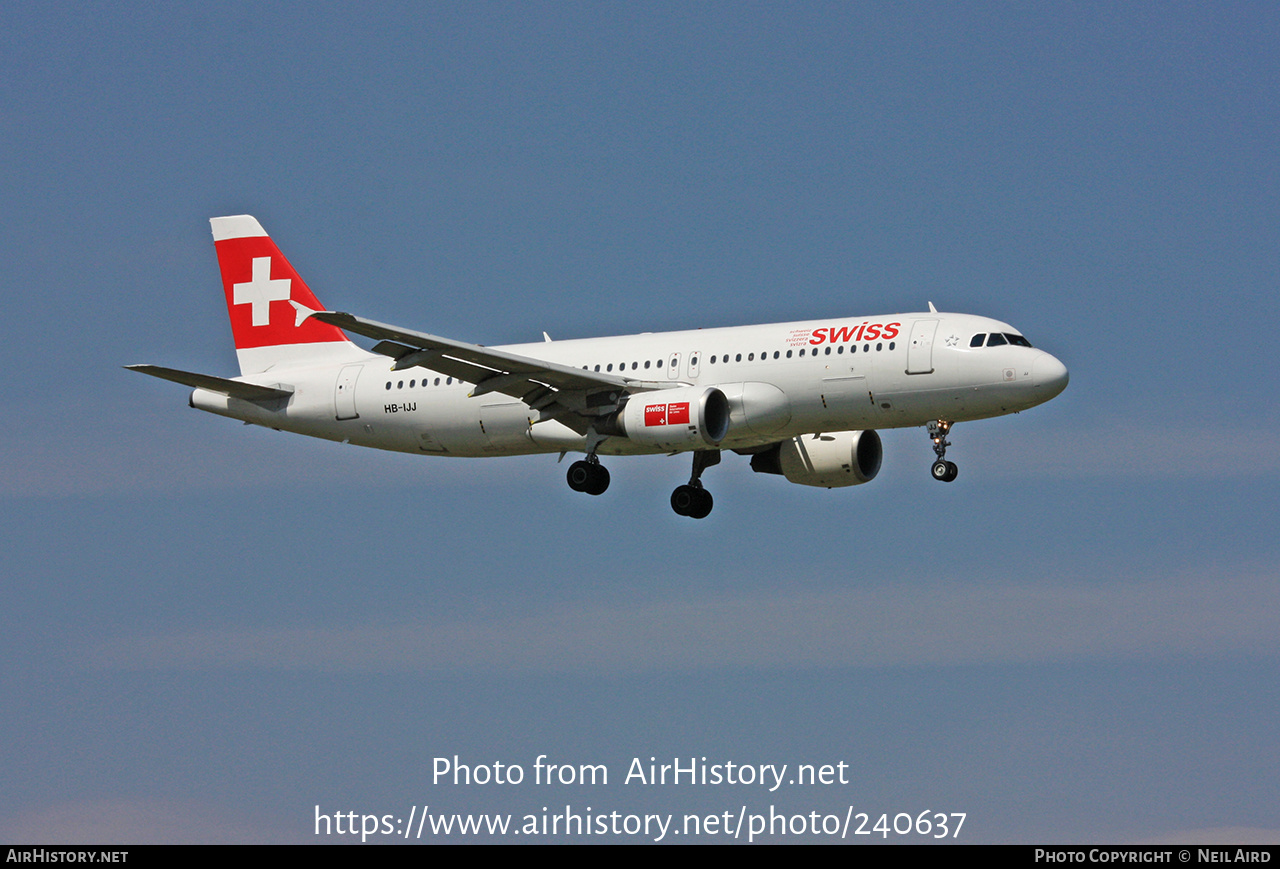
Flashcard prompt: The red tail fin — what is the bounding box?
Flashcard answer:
[211,215,358,374]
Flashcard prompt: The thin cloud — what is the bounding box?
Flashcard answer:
[5,399,1275,499]
[1131,828,1280,846]
[963,423,1277,480]
[0,800,295,845]
[89,564,1280,675]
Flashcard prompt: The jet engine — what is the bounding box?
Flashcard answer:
[749,430,882,488]
[616,386,731,450]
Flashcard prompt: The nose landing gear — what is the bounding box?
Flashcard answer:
[927,420,959,482]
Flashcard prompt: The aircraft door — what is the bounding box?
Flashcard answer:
[334,364,362,419]
[687,351,701,379]
[667,352,681,380]
[906,319,938,375]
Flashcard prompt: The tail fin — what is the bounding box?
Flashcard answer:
[211,215,357,375]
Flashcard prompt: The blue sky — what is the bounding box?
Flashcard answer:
[1,3,1277,843]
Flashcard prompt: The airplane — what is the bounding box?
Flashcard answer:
[129,215,1069,518]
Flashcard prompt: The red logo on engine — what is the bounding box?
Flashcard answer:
[645,402,690,426]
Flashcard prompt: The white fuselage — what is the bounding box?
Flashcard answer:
[190,311,1069,459]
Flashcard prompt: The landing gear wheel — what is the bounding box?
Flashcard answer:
[930,460,958,482]
[567,460,610,495]
[688,487,713,519]
[584,463,610,495]
[567,461,592,492]
[671,484,696,516]
[671,484,713,518]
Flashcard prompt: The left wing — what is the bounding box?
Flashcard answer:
[310,310,668,426]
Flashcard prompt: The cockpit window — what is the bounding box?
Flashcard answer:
[1004,333,1032,348]
[986,333,1007,347]
[970,334,985,347]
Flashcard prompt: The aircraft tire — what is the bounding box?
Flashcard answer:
[567,461,592,492]
[671,485,695,516]
[585,464,610,496]
[944,461,959,482]
[931,460,951,481]
[688,488,713,519]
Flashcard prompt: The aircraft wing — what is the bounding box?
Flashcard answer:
[125,364,294,403]
[311,310,661,423]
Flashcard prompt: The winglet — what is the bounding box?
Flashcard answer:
[289,299,318,328]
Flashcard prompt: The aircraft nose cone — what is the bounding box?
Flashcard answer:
[1032,353,1069,398]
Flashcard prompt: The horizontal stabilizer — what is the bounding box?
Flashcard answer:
[125,364,294,402]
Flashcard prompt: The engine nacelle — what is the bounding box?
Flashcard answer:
[618,386,731,450]
[750,430,882,488]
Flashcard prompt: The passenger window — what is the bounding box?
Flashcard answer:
[385,382,391,390]
[876,342,882,351]
[786,350,792,358]
[837,345,844,354]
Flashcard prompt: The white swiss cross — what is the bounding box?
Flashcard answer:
[233,257,291,326]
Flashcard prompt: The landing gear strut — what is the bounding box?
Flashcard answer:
[567,427,610,495]
[927,420,958,482]
[671,450,719,519]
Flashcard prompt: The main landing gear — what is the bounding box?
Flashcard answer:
[671,451,719,519]
[566,427,610,495]
[927,420,959,482]
[566,457,610,496]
